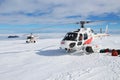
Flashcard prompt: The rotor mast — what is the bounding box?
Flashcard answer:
[76,21,90,28]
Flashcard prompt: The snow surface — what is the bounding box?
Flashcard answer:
[0,34,120,80]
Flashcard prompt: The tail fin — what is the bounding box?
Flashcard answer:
[105,25,108,34]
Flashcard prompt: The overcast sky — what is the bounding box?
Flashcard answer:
[0,0,120,33]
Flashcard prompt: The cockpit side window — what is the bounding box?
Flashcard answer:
[91,29,94,33]
[79,34,83,41]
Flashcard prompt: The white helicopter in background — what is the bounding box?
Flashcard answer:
[60,21,109,53]
[26,33,37,43]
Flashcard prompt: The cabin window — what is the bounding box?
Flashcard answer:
[84,33,88,40]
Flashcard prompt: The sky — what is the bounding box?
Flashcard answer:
[0,0,120,33]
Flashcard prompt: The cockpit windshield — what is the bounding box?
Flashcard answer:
[63,32,78,41]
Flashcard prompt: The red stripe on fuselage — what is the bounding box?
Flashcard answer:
[84,37,93,45]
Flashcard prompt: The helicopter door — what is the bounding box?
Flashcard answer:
[77,34,83,45]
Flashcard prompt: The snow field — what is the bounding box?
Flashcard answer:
[0,35,120,80]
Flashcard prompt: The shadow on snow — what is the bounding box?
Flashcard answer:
[36,49,67,56]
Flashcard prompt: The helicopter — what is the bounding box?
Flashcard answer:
[60,21,110,53]
[26,33,36,43]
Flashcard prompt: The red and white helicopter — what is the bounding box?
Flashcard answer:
[60,21,109,53]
